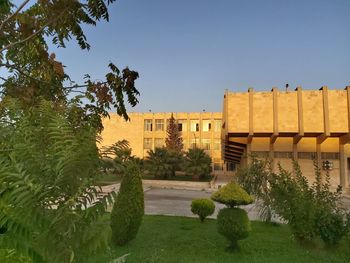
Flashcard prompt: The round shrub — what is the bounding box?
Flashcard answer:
[111,161,144,246]
[191,199,215,222]
[211,182,253,207]
[217,208,251,249]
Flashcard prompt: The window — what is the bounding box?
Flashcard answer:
[202,139,211,150]
[177,119,187,132]
[321,152,340,160]
[202,120,211,132]
[143,138,152,149]
[144,119,152,131]
[274,152,293,158]
[298,152,317,159]
[154,138,164,148]
[190,120,199,132]
[214,120,222,132]
[155,119,164,131]
[251,151,269,158]
[213,139,221,150]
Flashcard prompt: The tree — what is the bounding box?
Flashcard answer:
[0,100,117,262]
[111,161,144,246]
[0,0,139,131]
[184,148,211,179]
[100,140,133,175]
[165,113,183,152]
[145,148,173,179]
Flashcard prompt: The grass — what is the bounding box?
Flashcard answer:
[112,215,349,263]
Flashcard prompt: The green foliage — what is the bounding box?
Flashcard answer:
[0,0,139,131]
[0,100,116,262]
[191,199,215,222]
[236,156,274,222]
[184,148,211,179]
[145,147,174,179]
[211,182,253,208]
[111,161,144,246]
[269,161,348,246]
[217,208,251,249]
[100,140,133,175]
[165,113,183,152]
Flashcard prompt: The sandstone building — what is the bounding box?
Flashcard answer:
[222,87,350,191]
[101,86,350,191]
[100,112,225,172]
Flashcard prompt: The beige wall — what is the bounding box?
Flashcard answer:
[222,87,350,189]
[100,112,223,166]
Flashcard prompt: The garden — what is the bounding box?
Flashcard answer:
[1,1,350,263]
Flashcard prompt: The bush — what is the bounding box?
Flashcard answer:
[191,199,215,222]
[269,161,348,246]
[236,156,274,223]
[111,161,144,246]
[317,211,347,247]
[211,182,253,208]
[217,208,251,249]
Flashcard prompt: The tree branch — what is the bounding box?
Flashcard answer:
[0,0,31,32]
[0,7,67,53]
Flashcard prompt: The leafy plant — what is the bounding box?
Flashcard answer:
[236,156,274,223]
[184,148,211,179]
[144,148,174,179]
[211,182,253,249]
[0,100,116,262]
[111,161,144,246]
[0,0,140,131]
[191,199,215,222]
[100,140,133,175]
[217,208,251,249]
[211,182,253,208]
[269,161,348,246]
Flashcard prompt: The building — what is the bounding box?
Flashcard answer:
[100,112,225,172]
[222,87,350,190]
[100,86,350,191]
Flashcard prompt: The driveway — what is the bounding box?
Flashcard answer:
[144,188,262,220]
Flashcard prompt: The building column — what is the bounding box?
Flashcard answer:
[269,142,275,172]
[339,138,349,189]
[293,142,298,161]
[246,142,252,165]
[316,141,322,176]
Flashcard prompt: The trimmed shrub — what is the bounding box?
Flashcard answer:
[111,161,144,246]
[191,199,215,222]
[211,182,253,208]
[217,208,251,249]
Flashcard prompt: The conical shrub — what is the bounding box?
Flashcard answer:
[111,161,144,246]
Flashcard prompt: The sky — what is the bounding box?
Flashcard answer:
[49,0,350,112]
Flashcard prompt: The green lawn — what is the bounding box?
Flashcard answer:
[113,215,349,263]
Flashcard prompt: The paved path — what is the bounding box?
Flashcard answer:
[101,184,350,221]
[144,188,263,221]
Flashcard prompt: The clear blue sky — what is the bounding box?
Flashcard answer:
[51,0,350,112]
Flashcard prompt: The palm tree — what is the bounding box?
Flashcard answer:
[184,148,212,180]
[145,147,173,179]
[100,140,133,175]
